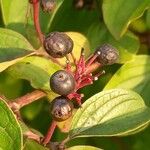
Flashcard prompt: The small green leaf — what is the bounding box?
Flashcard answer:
[6,56,61,92]
[23,139,48,150]
[67,145,102,150]
[104,55,150,106]
[102,0,150,39]
[70,89,150,139]
[0,99,22,150]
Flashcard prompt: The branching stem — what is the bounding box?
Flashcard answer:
[8,90,46,110]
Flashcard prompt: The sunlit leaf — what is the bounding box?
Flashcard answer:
[70,89,150,138]
[6,56,61,92]
[102,0,150,39]
[104,55,150,106]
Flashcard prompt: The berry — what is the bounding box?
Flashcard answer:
[43,32,74,58]
[50,96,73,121]
[41,0,56,12]
[50,70,75,95]
[96,44,119,65]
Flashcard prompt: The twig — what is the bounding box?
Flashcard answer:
[8,90,46,110]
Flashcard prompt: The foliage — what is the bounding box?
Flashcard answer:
[0,0,150,150]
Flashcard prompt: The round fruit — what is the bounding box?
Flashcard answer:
[41,0,56,12]
[50,96,73,121]
[50,70,75,95]
[96,44,119,65]
[43,32,74,58]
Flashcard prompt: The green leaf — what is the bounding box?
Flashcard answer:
[86,23,139,63]
[67,145,102,150]
[104,55,150,107]
[0,99,22,150]
[102,0,150,39]
[0,28,34,51]
[69,89,150,139]
[0,48,33,63]
[0,0,28,30]
[23,139,48,150]
[0,28,35,72]
[6,56,61,92]
[0,0,41,48]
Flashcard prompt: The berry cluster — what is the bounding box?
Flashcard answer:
[44,32,119,121]
[27,0,120,146]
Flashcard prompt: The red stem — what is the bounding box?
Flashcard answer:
[8,90,46,110]
[86,53,99,69]
[32,0,44,44]
[43,120,57,146]
[85,62,101,74]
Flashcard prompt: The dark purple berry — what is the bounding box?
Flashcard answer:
[41,0,56,12]
[96,44,119,65]
[43,32,74,58]
[50,70,75,95]
[50,96,73,121]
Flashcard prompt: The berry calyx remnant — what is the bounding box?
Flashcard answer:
[50,70,76,96]
[43,32,74,58]
[50,96,73,121]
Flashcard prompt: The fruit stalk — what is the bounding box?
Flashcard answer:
[43,120,57,145]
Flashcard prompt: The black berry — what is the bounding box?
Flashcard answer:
[50,96,73,121]
[41,0,56,12]
[43,32,74,58]
[96,44,119,65]
[50,70,75,95]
